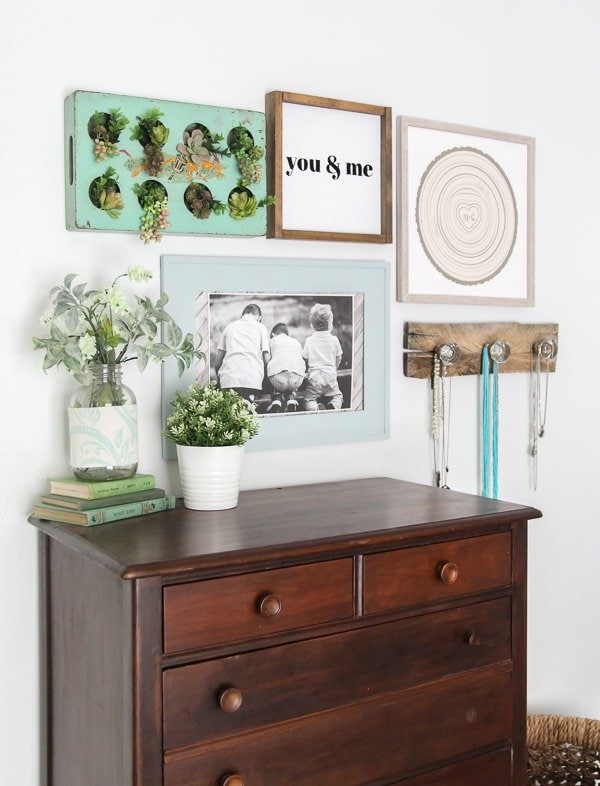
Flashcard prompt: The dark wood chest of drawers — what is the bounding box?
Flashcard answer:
[32,477,541,786]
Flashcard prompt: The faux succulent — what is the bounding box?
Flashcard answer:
[89,167,123,218]
[176,126,228,167]
[184,183,226,220]
[130,109,170,175]
[90,108,129,160]
[228,184,275,220]
[228,126,264,186]
[133,182,170,243]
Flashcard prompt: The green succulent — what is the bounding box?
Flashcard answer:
[228,189,257,219]
[130,109,170,148]
[89,167,123,219]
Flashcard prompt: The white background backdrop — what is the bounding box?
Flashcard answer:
[2,1,599,782]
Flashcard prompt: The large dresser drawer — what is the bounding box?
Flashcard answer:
[164,665,513,786]
[364,532,512,614]
[163,597,511,750]
[394,748,512,785]
[163,559,353,654]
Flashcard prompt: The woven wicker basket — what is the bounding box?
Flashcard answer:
[528,714,600,785]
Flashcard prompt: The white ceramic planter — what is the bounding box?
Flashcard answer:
[176,444,245,510]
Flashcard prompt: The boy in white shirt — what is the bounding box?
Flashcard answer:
[302,303,343,411]
[266,323,305,413]
[214,303,270,405]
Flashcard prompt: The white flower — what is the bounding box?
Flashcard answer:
[127,266,153,283]
[78,334,97,361]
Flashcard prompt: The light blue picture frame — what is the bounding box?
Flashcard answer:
[161,255,389,455]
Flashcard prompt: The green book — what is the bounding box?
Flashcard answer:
[48,473,155,500]
[40,488,166,511]
[33,495,176,527]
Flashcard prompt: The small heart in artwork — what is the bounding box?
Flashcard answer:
[457,203,481,232]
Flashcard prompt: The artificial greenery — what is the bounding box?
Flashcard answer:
[133,181,170,242]
[33,267,203,382]
[90,108,129,160]
[130,109,170,175]
[176,125,229,166]
[228,184,275,220]
[163,383,259,447]
[184,182,226,220]
[228,126,264,186]
[89,167,123,218]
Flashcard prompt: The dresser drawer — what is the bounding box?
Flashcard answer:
[163,597,511,750]
[163,559,353,654]
[394,748,511,785]
[164,665,513,785]
[364,532,512,614]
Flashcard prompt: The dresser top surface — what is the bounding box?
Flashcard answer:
[30,477,541,579]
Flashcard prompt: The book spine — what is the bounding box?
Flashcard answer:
[84,495,176,526]
[42,488,166,511]
[87,475,156,499]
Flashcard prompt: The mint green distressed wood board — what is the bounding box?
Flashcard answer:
[64,91,268,237]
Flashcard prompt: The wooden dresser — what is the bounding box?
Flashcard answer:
[31,477,541,786]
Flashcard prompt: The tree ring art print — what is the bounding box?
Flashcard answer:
[416,146,518,286]
[398,117,535,305]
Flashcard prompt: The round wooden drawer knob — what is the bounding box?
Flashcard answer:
[465,630,482,647]
[219,687,243,713]
[258,594,282,617]
[221,775,245,786]
[438,562,459,585]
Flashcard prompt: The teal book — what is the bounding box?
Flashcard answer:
[48,473,155,500]
[40,488,166,511]
[33,495,176,526]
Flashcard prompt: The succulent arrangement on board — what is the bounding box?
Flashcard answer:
[88,108,129,161]
[183,182,226,220]
[130,108,170,176]
[228,182,274,220]
[88,167,123,218]
[228,125,264,186]
[133,181,170,242]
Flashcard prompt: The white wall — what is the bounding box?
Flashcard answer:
[2,0,599,781]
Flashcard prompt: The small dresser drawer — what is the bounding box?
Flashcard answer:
[364,532,512,614]
[163,558,353,654]
[163,597,511,750]
[164,665,513,785]
[394,748,511,785]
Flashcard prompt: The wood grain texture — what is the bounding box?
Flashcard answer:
[46,538,132,786]
[404,321,559,378]
[264,91,392,243]
[163,597,511,750]
[393,748,512,785]
[163,559,353,654]
[364,532,512,614]
[163,664,513,785]
[29,477,541,579]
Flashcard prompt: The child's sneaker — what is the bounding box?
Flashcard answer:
[317,403,326,410]
[267,399,282,413]
[326,402,337,410]
[286,398,298,412]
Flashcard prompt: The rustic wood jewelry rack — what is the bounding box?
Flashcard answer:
[404,322,559,378]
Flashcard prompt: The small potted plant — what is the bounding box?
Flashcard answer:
[88,108,129,161]
[130,108,170,175]
[163,383,259,510]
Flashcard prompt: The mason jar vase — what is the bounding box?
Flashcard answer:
[68,363,138,481]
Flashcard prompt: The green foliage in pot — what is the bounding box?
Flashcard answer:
[163,384,259,447]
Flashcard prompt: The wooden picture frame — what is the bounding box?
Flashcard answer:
[266,92,392,243]
[161,255,390,455]
[398,116,535,305]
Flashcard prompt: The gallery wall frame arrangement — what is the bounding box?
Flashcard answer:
[161,255,390,455]
[266,91,393,243]
[397,116,535,305]
[64,91,271,240]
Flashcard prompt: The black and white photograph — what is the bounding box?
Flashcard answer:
[195,292,363,415]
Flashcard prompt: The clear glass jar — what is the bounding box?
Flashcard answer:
[68,364,138,481]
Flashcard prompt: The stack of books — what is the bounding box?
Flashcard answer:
[32,473,176,526]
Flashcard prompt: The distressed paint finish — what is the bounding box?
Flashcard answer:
[64,91,268,237]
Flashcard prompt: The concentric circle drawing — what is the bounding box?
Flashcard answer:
[416,147,518,285]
